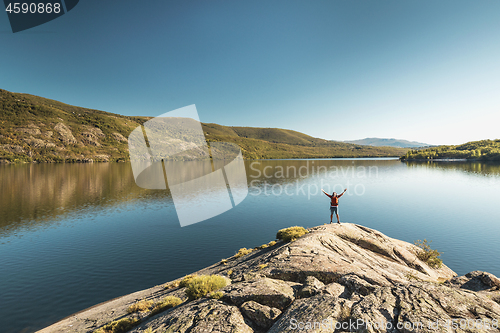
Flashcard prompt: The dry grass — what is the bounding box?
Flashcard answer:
[178,274,197,288]
[235,248,254,258]
[184,275,230,300]
[94,318,139,333]
[127,300,154,313]
[150,296,183,316]
[164,280,180,290]
[208,291,224,299]
[414,239,443,269]
[276,226,308,242]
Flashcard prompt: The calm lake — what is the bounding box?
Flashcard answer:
[1,159,500,333]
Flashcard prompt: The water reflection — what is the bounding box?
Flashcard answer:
[0,163,170,237]
[403,161,500,176]
[245,159,399,185]
[1,159,499,237]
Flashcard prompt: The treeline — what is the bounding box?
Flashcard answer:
[401,139,500,161]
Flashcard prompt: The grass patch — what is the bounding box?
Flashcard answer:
[127,300,154,313]
[178,274,197,288]
[257,240,278,249]
[235,248,254,258]
[405,272,420,281]
[184,275,230,300]
[150,296,183,316]
[208,291,224,299]
[276,226,309,242]
[164,280,180,290]
[94,318,139,333]
[414,239,443,269]
[258,264,268,270]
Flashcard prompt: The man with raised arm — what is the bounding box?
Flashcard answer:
[322,188,347,224]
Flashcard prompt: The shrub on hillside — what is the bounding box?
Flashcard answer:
[94,318,139,333]
[235,248,254,258]
[276,226,308,242]
[184,275,229,300]
[414,239,442,269]
[127,300,153,313]
[150,296,182,316]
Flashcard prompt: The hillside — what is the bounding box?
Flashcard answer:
[39,224,500,333]
[0,89,408,163]
[345,137,431,148]
[401,139,500,161]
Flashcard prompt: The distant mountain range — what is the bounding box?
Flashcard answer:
[345,138,432,148]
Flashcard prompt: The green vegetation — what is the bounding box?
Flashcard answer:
[184,275,230,300]
[404,272,421,281]
[256,240,278,250]
[163,280,180,290]
[401,140,500,161]
[127,300,154,313]
[235,247,254,258]
[276,226,309,242]
[94,318,139,333]
[0,89,143,163]
[414,239,443,269]
[0,89,409,163]
[208,291,224,300]
[178,274,197,288]
[150,296,183,316]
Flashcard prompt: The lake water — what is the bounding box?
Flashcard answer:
[1,159,500,333]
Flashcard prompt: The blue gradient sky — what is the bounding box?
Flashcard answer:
[1,0,499,145]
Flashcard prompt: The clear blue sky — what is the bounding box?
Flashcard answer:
[1,0,499,145]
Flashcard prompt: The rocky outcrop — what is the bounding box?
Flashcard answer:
[81,126,106,147]
[221,278,300,310]
[16,126,41,135]
[1,144,25,154]
[240,301,281,329]
[54,123,77,145]
[23,136,56,148]
[111,132,127,143]
[38,224,500,333]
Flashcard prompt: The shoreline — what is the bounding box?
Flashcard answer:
[36,223,500,333]
[1,156,405,165]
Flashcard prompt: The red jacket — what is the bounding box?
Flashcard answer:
[325,192,344,207]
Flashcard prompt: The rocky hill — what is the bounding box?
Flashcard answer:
[0,89,408,163]
[39,223,500,333]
